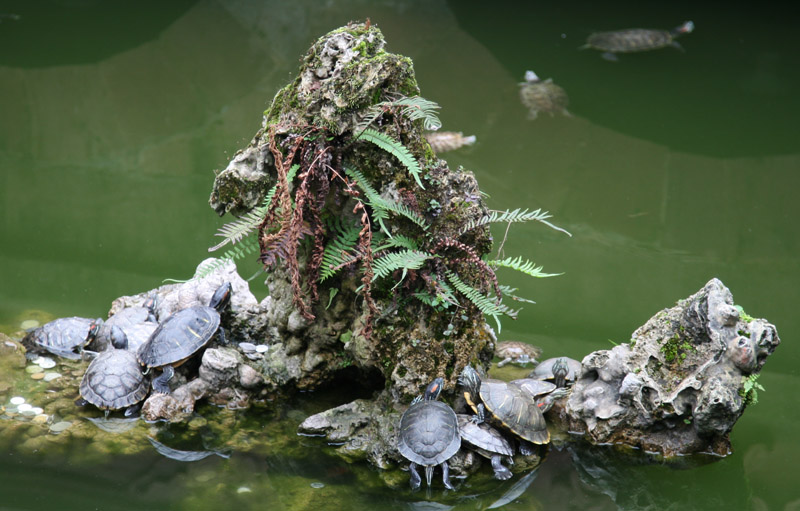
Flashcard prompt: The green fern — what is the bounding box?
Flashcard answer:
[488,256,561,278]
[356,95,442,133]
[460,208,572,237]
[172,236,261,282]
[498,285,536,304]
[209,164,300,252]
[372,250,432,281]
[345,167,428,232]
[375,234,419,251]
[320,219,362,281]
[445,270,518,333]
[355,129,425,189]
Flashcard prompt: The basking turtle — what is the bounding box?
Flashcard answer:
[495,341,542,368]
[138,282,231,394]
[22,316,102,360]
[459,366,549,450]
[96,296,158,353]
[529,357,582,388]
[583,21,695,61]
[510,378,570,411]
[398,378,461,490]
[519,70,570,120]
[457,414,514,480]
[79,326,148,417]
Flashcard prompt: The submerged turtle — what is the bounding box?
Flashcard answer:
[459,366,549,451]
[495,341,543,368]
[22,316,102,360]
[138,282,231,394]
[529,357,582,388]
[424,131,477,153]
[79,326,148,417]
[96,296,158,353]
[583,21,695,61]
[519,70,570,120]
[457,414,514,480]
[398,378,461,490]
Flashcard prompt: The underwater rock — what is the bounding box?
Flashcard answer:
[557,278,780,456]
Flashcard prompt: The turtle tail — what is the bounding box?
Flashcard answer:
[425,465,434,487]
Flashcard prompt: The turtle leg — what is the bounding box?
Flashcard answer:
[124,403,142,417]
[518,440,535,456]
[217,327,228,345]
[74,397,88,407]
[441,462,454,490]
[490,455,513,480]
[496,357,511,368]
[152,366,174,394]
[425,465,434,487]
[408,462,422,490]
[470,403,487,424]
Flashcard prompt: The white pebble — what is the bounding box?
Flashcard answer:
[236,487,252,494]
[50,421,72,433]
[17,403,32,412]
[31,407,44,414]
[10,397,25,405]
[310,482,325,489]
[37,358,56,369]
[256,345,268,353]
[43,372,62,382]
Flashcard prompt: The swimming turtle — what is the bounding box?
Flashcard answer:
[495,341,542,368]
[519,70,570,120]
[79,326,148,417]
[529,357,582,388]
[96,296,158,353]
[138,282,231,394]
[457,414,514,480]
[22,316,103,360]
[459,366,549,451]
[582,21,695,61]
[398,378,461,490]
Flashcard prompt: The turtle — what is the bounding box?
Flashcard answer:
[456,414,514,480]
[398,378,461,490]
[459,366,549,453]
[138,282,231,394]
[424,131,477,154]
[22,316,103,360]
[510,378,571,411]
[79,326,149,417]
[582,21,695,61]
[529,357,582,388]
[95,295,158,353]
[518,70,570,120]
[495,341,543,368]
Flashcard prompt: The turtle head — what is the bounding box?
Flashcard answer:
[674,20,694,35]
[458,365,482,396]
[552,357,569,388]
[209,282,233,311]
[424,377,445,401]
[110,326,129,350]
[524,70,540,83]
[87,320,102,342]
[142,295,159,322]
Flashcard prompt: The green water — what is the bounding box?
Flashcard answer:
[1,1,798,509]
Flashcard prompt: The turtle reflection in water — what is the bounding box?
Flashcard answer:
[519,70,570,120]
[398,378,461,490]
[582,21,695,61]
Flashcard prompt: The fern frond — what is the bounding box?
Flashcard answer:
[375,234,419,252]
[446,270,519,333]
[355,96,442,133]
[345,167,428,231]
[355,129,425,189]
[498,285,536,304]
[209,164,300,252]
[372,249,432,281]
[488,256,562,278]
[460,208,572,237]
[194,237,260,280]
[320,219,361,281]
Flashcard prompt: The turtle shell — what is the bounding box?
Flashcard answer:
[138,306,220,368]
[530,357,581,382]
[519,79,569,119]
[457,415,513,457]
[96,306,155,351]
[398,399,460,467]
[23,317,101,359]
[477,379,549,445]
[586,29,672,53]
[509,378,557,397]
[80,349,148,411]
[496,341,542,362]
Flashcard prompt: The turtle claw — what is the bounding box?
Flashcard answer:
[408,462,422,490]
[442,462,454,490]
[152,366,174,394]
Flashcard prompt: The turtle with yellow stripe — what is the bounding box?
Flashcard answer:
[138,282,231,393]
[459,365,549,453]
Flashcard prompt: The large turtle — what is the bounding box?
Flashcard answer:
[529,357,582,388]
[519,70,570,120]
[457,414,514,480]
[95,296,158,353]
[398,378,461,490]
[138,282,231,394]
[459,366,549,452]
[79,326,149,418]
[22,316,102,360]
[495,341,542,368]
[582,21,695,61]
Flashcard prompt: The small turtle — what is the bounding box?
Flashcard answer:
[138,282,231,394]
[495,341,543,368]
[457,414,514,480]
[519,70,570,120]
[95,296,158,353]
[582,21,695,61]
[459,366,549,451]
[22,316,102,360]
[424,131,477,153]
[398,378,461,490]
[510,378,570,411]
[79,326,148,417]
[529,357,582,388]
